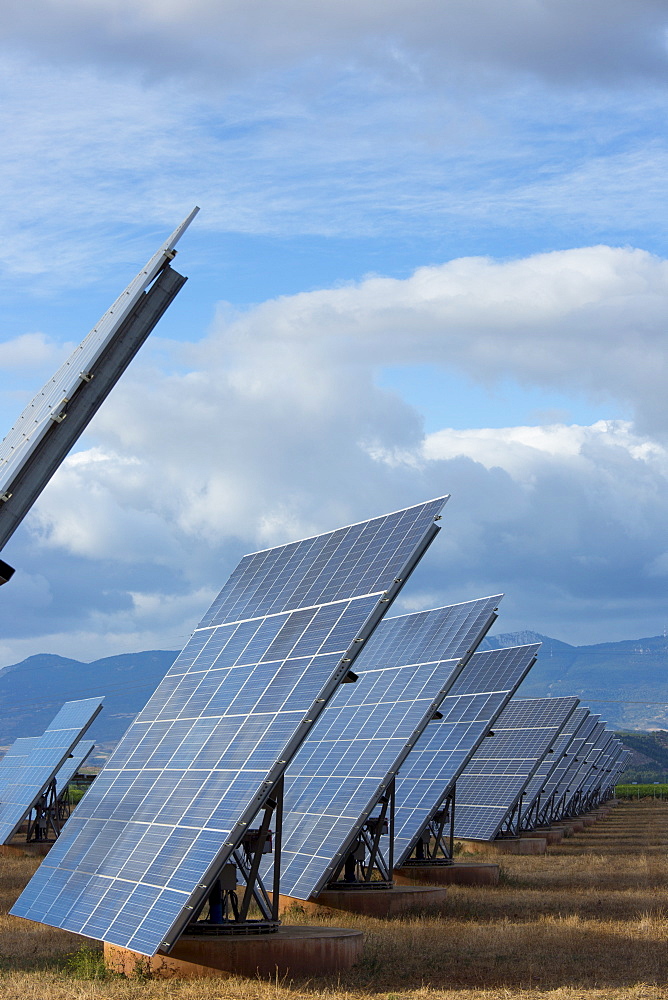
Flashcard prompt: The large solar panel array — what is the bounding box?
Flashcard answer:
[551,720,607,820]
[393,643,539,866]
[271,595,501,900]
[452,696,580,841]
[0,209,198,504]
[519,706,590,830]
[0,699,103,844]
[13,498,448,956]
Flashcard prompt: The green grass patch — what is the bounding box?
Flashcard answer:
[616,783,668,798]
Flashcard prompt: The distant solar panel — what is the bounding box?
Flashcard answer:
[393,643,539,867]
[0,699,103,844]
[554,721,608,818]
[565,730,615,813]
[452,696,580,841]
[519,706,590,830]
[537,711,599,825]
[269,595,502,900]
[13,498,447,957]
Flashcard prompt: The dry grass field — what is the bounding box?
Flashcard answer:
[0,800,667,1000]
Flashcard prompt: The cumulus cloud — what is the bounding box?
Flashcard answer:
[3,243,668,663]
[0,333,58,368]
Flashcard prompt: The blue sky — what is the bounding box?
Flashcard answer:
[1,0,668,664]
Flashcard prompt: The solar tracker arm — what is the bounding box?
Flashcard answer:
[0,264,186,561]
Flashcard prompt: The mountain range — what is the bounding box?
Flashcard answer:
[1,630,666,763]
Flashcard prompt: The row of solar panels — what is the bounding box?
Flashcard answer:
[4,498,628,958]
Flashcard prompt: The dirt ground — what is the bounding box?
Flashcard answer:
[0,799,667,1000]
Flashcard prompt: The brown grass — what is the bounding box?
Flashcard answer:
[1,801,668,999]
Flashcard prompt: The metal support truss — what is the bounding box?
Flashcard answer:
[328,778,396,889]
[404,786,457,866]
[520,793,543,834]
[188,777,283,935]
[498,794,523,838]
[26,780,61,842]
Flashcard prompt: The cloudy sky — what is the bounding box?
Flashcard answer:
[1,0,668,665]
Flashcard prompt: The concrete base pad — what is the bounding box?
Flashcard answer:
[393,862,499,886]
[280,885,447,918]
[0,840,53,858]
[523,828,564,845]
[104,926,364,979]
[550,824,574,837]
[457,837,547,856]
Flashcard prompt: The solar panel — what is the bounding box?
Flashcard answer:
[268,595,502,900]
[555,720,608,817]
[537,711,600,824]
[519,706,590,830]
[0,699,103,844]
[13,498,448,957]
[452,696,580,841]
[0,209,198,555]
[392,643,539,867]
[565,730,616,813]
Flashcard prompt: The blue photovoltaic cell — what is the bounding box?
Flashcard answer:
[393,643,540,866]
[13,498,447,957]
[270,595,501,899]
[583,740,620,800]
[54,742,96,800]
[519,706,590,829]
[453,696,580,841]
[0,699,103,844]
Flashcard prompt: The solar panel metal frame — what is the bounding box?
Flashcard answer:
[13,498,448,955]
[577,735,618,803]
[392,642,540,867]
[0,698,103,843]
[270,594,503,900]
[452,696,580,842]
[0,208,198,552]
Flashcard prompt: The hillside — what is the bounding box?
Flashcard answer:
[1,630,667,762]
[482,630,668,731]
[0,650,177,762]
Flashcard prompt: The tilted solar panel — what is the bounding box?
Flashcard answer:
[519,706,590,830]
[269,595,501,900]
[0,699,103,844]
[393,643,539,867]
[13,498,447,956]
[551,720,607,818]
[0,209,198,506]
[565,729,615,812]
[452,696,580,841]
[537,711,599,824]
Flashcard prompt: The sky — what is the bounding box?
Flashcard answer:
[1,0,668,665]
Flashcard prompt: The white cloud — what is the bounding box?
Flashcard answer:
[0,332,58,368]
[3,242,666,663]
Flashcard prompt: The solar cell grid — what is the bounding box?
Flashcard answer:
[452,696,579,841]
[270,595,502,899]
[393,643,539,865]
[13,498,447,956]
[54,742,96,799]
